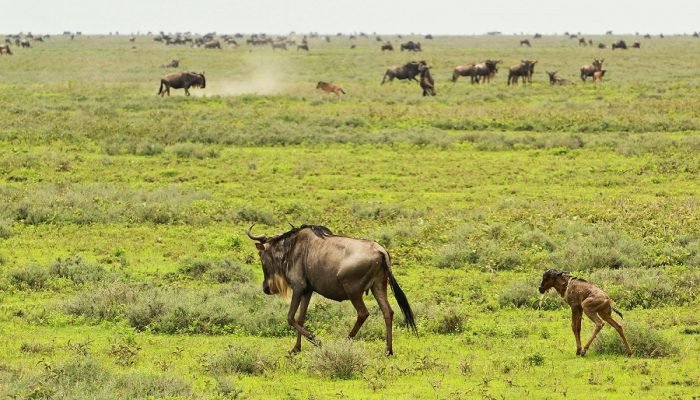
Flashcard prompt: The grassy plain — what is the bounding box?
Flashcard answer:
[0,33,699,399]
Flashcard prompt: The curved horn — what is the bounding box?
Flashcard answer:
[246,224,267,242]
[288,222,296,230]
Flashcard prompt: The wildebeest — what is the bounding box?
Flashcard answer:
[297,43,309,51]
[161,59,179,68]
[419,65,436,96]
[534,33,542,39]
[157,71,206,96]
[204,40,221,49]
[611,40,627,50]
[632,41,641,48]
[381,42,393,51]
[598,43,607,49]
[316,81,345,97]
[452,60,499,84]
[381,60,426,84]
[20,39,30,48]
[507,60,537,85]
[539,269,633,357]
[451,64,476,83]
[0,44,12,55]
[271,42,287,51]
[425,34,433,40]
[247,224,417,355]
[578,37,587,46]
[520,39,531,47]
[580,58,604,81]
[400,41,422,51]
[593,69,606,82]
[546,71,573,85]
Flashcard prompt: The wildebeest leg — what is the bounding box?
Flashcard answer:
[600,308,633,356]
[371,282,395,356]
[185,86,190,96]
[291,292,312,353]
[287,291,320,347]
[347,295,369,338]
[580,299,605,356]
[571,307,583,355]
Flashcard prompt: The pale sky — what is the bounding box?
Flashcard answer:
[4,0,700,35]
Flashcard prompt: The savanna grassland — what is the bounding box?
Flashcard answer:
[0,32,699,399]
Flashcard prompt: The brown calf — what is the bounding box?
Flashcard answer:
[539,269,633,357]
[316,81,345,97]
[593,69,606,82]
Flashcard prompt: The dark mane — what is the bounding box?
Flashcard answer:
[270,224,333,243]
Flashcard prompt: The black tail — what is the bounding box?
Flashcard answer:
[381,252,417,335]
[612,306,624,319]
[158,80,164,95]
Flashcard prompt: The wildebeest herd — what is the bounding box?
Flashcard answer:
[247,224,633,357]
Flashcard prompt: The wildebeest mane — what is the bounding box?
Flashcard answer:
[270,224,334,244]
[267,225,334,273]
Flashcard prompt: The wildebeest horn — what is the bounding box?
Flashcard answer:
[246,224,267,242]
[288,222,296,230]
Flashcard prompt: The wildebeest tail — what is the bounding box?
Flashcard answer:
[612,306,624,319]
[158,80,164,95]
[380,252,418,335]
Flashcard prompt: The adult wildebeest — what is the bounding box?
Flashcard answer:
[20,39,30,48]
[247,224,417,355]
[507,60,537,85]
[598,43,607,49]
[271,42,287,51]
[580,59,604,81]
[539,269,633,357]
[419,65,436,96]
[520,39,531,47]
[632,41,641,48]
[578,37,587,46]
[400,41,422,51]
[161,59,179,68]
[381,60,426,84]
[473,60,500,83]
[157,71,206,96]
[297,43,309,51]
[451,64,476,83]
[546,71,573,85]
[381,42,393,51]
[0,44,12,55]
[204,40,221,49]
[612,40,627,50]
[316,81,345,97]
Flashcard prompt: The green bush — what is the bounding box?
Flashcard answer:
[434,242,479,269]
[499,279,563,310]
[205,343,271,375]
[308,339,368,379]
[591,321,677,358]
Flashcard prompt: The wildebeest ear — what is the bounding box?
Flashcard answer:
[557,271,565,276]
[255,243,265,251]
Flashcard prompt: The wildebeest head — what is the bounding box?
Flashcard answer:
[539,269,567,294]
[246,224,289,296]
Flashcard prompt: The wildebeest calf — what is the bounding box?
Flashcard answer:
[539,269,633,357]
[158,71,206,96]
[546,71,573,85]
[593,69,606,82]
[316,81,345,97]
[419,65,436,96]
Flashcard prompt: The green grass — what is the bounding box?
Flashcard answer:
[0,33,699,399]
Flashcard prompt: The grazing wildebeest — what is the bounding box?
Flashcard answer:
[539,269,633,357]
[419,65,436,96]
[632,41,640,48]
[425,34,433,40]
[20,39,30,48]
[381,60,426,84]
[297,43,309,51]
[161,59,179,68]
[520,39,531,47]
[612,40,627,50]
[546,71,573,85]
[507,60,537,85]
[578,38,587,46]
[400,41,422,51]
[598,43,606,49]
[693,32,699,38]
[644,33,652,39]
[203,40,221,49]
[593,69,606,82]
[473,60,500,83]
[0,44,12,55]
[157,71,206,96]
[247,224,417,355]
[534,33,542,39]
[381,42,393,51]
[316,81,345,97]
[271,41,287,51]
[129,36,136,42]
[580,59,604,82]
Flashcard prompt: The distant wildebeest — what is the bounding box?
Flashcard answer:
[0,44,12,55]
[425,34,433,40]
[520,39,531,47]
[419,65,436,96]
[204,40,221,49]
[593,69,606,82]
[297,43,309,51]
[316,81,345,97]
[350,44,356,49]
[598,43,606,49]
[20,39,30,48]
[644,33,652,39]
[578,38,587,46]
[534,33,542,39]
[157,71,206,97]
[247,224,417,355]
[472,60,500,83]
[375,36,382,42]
[400,41,422,51]
[381,42,393,51]
[129,36,136,42]
[580,58,604,81]
[451,63,476,83]
[606,30,613,35]
[612,40,627,50]
[693,32,699,38]
[546,71,573,85]
[508,60,537,85]
[271,42,287,51]
[381,60,427,84]
[632,41,641,48]
[161,59,179,68]
[660,33,664,38]
[539,269,633,357]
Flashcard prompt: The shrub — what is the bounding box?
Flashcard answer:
[115,373,192,399]
[0,219,13,239]
[430,308,465,334]
[167,142,219,159]
[64,282,140,321]
[308,339,368,379]
[499,279,563,310]
[235,206,277,225]
[205,343,270,375]
[591,321,677,358]
[434,243,479,269]
[9,264,50,290]
[589,268,698,309]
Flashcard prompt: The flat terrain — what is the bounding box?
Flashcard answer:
[0,33,699,399]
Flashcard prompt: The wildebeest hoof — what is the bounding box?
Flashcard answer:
[385,350,394,357]
[580,349,587,357]
[576,348,582,356]
[290,347,301,354]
